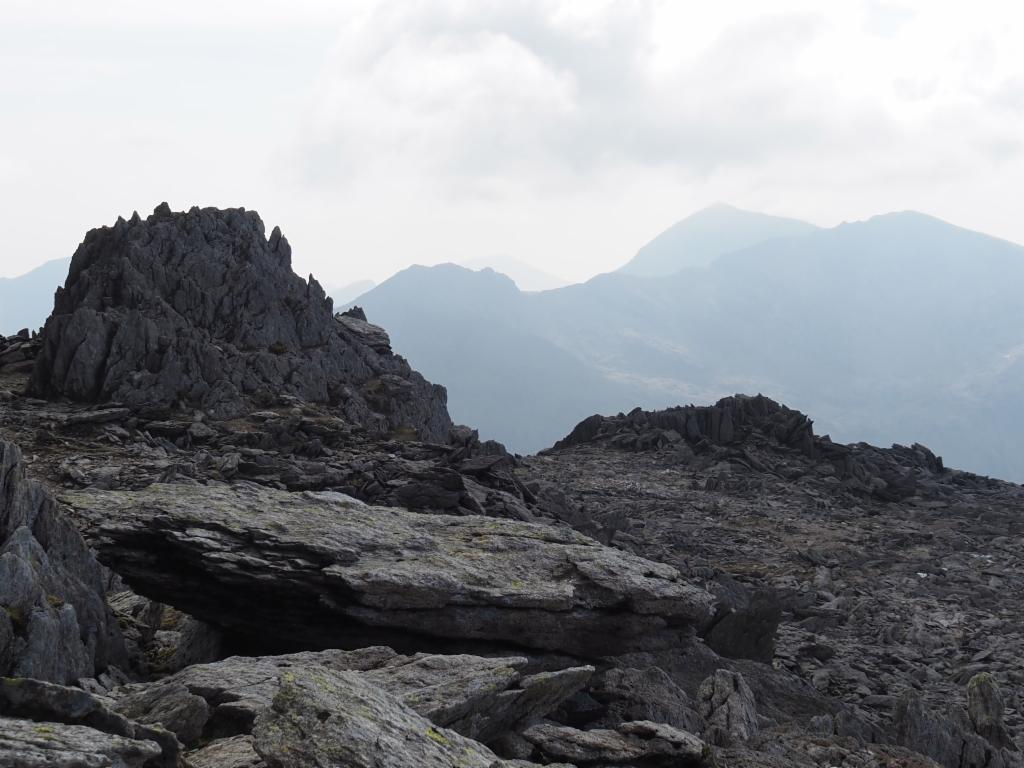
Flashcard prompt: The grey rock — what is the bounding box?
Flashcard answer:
[0,677,179,768]
[0,716,162,768]
[250,666,536,768]
[522,720,710,765]
[187,735,264,768]
[696,669,758,747]
[28,205,451,441]
[107,647,590,749]
[895,693,1023,768]
[703,576,781,662]
[590,666,706,734]
[0,440,126,684]
[60,482,715,657]
[967,672,1015,750]
[336,311,392,354]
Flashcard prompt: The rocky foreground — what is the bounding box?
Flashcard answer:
[0,205,1021,767]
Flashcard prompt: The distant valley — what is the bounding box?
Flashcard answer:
[344,205,1024,482]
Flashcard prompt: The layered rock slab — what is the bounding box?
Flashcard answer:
[108,647,592,748]
[251,666,555,768]
[28,204,451,440]
[60,483,715,657]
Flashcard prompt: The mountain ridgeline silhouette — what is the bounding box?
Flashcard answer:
[346,206,1024,481]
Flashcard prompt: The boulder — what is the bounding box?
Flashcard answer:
[589,666,706,734]
[522,720,711,766]
[28,204,451,441]
[60,482,715,657]
[967,672,1015,751]
[696,669,758,747]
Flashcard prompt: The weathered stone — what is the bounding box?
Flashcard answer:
[967,673,1014,750]
[522,720,710,765]
[0,677,180,768]
[61,483,715,657]
[590,666,706,734]
[0,440,126,684]
[895,693,1022,768]
[0,716,162,768]
[697,669,758,747]
[250,666,538,768]
[187,734,264,768]
[107,647,590,750]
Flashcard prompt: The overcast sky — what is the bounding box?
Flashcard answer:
[2,0,1024,286]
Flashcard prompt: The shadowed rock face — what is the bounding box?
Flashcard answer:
[28,204,451,441]
[0,440,127,684]
[58,482,715,658]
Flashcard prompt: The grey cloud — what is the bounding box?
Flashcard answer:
[295,3,853,190]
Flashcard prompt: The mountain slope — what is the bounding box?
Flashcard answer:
[0,257,71,335]
[458,255,570,291]
[618,203,819,276]
[351,264,633,452]
[356,210,1024,480]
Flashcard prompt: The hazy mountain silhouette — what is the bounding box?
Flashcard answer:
[329,279,376,307]
[348,264,631,450]
[459,255,570,291]
[356,210,1024,480]
[0,257,70,335]
[618,203,819,276]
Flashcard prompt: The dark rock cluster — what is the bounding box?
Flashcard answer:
[0,206,1020,768]
[27,204,451,441]
[0,329,40,378]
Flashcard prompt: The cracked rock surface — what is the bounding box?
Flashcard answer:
[59,482,714,658]
[27,204,451,441]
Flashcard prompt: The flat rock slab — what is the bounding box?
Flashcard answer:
[0,716,162,768]
[61,483,714,657]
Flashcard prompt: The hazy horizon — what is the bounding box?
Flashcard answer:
[3,1,1024,287]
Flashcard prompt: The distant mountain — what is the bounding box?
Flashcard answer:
[0,258,70,335]
[351,264,632,451]
[459,255,569,291]
[329,279,376,306]
[357,209,1024,480]
[618,203,819,276]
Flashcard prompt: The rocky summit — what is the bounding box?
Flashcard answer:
[27,204,450,441]
[0,206,1021,768]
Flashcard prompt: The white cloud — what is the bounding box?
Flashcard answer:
[1,0,1024,286]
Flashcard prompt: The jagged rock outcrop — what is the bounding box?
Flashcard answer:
[551,394,946,501]
[0,440,126,684]
[554,395,816,457]
[59,482,715,657]
[0,329,40,377]
[895,690,1024,768]
[968,673,1016,752]
[28,204,451,441]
